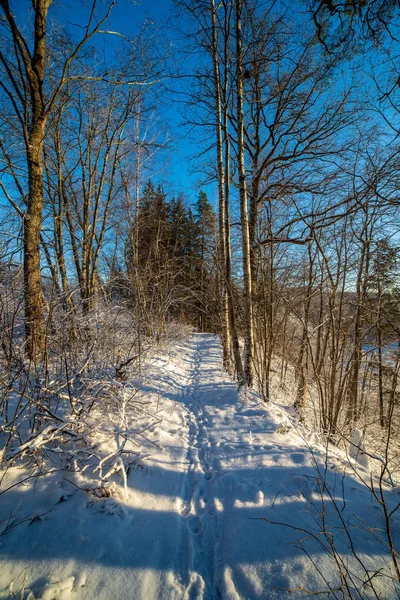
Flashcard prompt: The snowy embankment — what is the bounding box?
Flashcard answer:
[0,333,399,599]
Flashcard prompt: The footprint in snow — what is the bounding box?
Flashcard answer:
[207,501,216,516]
[290,453,307,464]
[179,500,191,517]
[188,515,203,535]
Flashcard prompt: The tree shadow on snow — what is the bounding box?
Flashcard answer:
[0,460,395,574]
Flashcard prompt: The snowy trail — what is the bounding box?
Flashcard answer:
[1,333,399,599]
[175,336,222,599]
[175,335,233,600]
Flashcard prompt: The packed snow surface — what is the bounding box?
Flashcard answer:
[0,333,399,599]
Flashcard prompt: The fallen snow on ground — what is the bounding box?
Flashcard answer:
[0,333,399,599]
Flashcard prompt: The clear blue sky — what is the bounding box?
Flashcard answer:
[49,0,217,208]
[118,0,218,208]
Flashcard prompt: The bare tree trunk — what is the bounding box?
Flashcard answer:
[224,144,243,381]
[45,130,73,312]
[210,0,231,371]
[222,0,243,382]
[236,0,254,386]
[294,243,315,421]
[134,99,141,271]
[376,282,385,428]
[25,122,46,359]
[248,62,261,296]
[21,0,51,360]
[347,237,370,425]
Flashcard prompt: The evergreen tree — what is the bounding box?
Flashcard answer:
[194,191,216,264]
[193,190,217,331]
[168,194,189,266]
[137,180,168,268]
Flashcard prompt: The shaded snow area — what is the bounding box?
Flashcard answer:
[1,333,399,599]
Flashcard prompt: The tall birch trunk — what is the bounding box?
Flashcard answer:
[236,0,254,386]
[210,0,231,371]
[224,127,244,381]
[222,0,243,381]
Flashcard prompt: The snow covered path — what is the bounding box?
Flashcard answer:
[0,333,399,599]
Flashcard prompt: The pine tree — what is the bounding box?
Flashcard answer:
[194,190,217,331]
[168,194,189,267]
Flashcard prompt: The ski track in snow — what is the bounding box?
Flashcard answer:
[0,333,399,599]
[177,337,222,600]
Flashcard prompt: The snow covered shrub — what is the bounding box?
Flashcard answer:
[0,291,166,527]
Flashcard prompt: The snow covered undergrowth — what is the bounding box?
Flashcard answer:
[0,333,399,599]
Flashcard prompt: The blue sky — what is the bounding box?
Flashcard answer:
[64,0,217,208]
[121,0,218,208]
